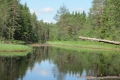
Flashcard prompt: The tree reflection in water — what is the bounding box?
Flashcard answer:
[0,46,120,80]
[52,65,66,80]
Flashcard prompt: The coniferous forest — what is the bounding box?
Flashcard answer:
[0,0,120,43]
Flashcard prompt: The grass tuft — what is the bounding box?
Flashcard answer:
[0,43,32,57]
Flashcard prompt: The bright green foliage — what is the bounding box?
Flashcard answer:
[54,4,71,40]
[101,0,120,41]
[52,4,87,41]
[85,0,105,38]
[51,0,120,41]
[0,43,30,51]
[47,41,120,51]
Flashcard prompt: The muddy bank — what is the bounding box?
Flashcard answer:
[28,43,50,47]
[77,76,120,79]
[0,50,28,52]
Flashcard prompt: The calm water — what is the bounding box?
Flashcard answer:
[0,46,120,80]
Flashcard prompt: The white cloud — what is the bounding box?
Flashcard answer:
[72,7,83,12]
[43,20,50,23]
[39,70,50,76]
[30,7,54,15]
[33,68,50,77]
[77,8,83,12]
[41,7,54,12]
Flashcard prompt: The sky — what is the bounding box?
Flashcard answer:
[20,0,93,23]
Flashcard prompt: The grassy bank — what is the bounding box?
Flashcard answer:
[47,41,120,53]
[0,43,32,57]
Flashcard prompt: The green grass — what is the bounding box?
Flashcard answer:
[47,40,120,53]
[0,43,30,51]
[0,43,32,57]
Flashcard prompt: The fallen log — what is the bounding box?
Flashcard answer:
[79,36,120,45]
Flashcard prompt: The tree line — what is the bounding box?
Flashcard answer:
[0,0,50,43]
[51,0,120,41]
[0,0,120,43]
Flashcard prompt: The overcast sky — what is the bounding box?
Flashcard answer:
[20,0,93,23]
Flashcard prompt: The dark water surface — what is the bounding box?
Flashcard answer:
[0,46,120,80]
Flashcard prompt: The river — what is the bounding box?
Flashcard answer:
[0,46,120,80]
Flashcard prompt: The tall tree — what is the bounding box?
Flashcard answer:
[7,0,20,39]
[20,3,31,42]
[29,12,39,42]
[0,0,9,39]
[101,0,120,41]
[54,3,69,22]
[89,0,104,27]
[54,4,70,40]
[88,0,105,38]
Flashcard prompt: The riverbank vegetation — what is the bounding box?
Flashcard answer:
[0,43,31,56]
[0,43,30,51]
[47,41,120,53]
[0,0,120,44]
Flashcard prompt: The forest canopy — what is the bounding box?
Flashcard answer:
[0,0,120,42]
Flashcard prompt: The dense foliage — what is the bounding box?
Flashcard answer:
[0,0,120,42]
[51,0,120,41]
[0,0,50,43]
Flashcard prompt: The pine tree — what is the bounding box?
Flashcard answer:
[0,0,9,39]
[18,3,31,42]
[30,12,39,42]
[54,4,70,40]
[87,0,105,38]
[6,0,21,39]
[101,0,120,41]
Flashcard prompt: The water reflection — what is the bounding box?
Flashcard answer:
[0,46,120,80]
